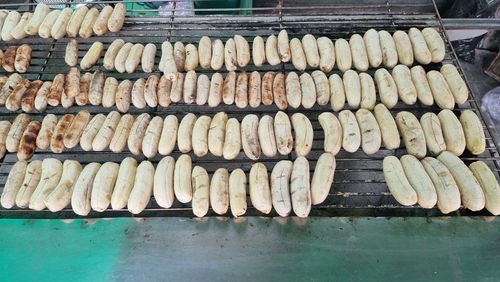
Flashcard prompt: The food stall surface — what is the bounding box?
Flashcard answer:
[1,216,499,281]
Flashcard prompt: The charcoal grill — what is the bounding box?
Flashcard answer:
[0,0,498,219]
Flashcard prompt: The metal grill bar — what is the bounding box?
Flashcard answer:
[0,1,434,10]
[0,0,498,219]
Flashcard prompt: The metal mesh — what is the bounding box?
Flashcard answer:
[0,0,498,218]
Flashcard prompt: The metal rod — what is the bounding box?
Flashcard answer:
[0,1,433,9]
[442,18,500,30]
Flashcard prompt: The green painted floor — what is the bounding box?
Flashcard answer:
[0,217,499,282]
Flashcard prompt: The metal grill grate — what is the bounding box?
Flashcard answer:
[0,0,498,218]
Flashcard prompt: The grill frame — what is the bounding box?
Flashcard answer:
[0,0,498,219]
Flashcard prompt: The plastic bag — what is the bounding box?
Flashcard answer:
[443,0,499,18]
[444,0,500,62]
[451,37,485,63]
[156,1,194,16]
[481,86,500,121]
